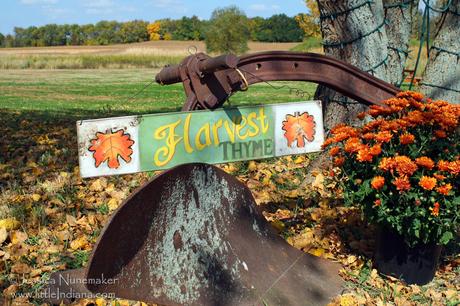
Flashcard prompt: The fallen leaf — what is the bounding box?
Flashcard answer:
[46,245,61,254]
[70,236,88,250]
[31,194,41,202]
[0,227,7,244]
[0,218,20,230]
[346,255,357,265]
[107,198,119,211]
[95,298,107,306]
[11,231,28,244]
[248,161,257,171]
[338,294,358,306]
[3,284,19,298]
[444,289,458,299]
[30,269,42,277]
[309,247,325,257]
[11,262,31,274]
[66,214,77,226]
[90,179,104,192]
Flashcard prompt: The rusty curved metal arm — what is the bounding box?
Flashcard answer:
[237,51,400,107]
[155,51,400,111]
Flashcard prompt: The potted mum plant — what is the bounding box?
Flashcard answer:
[322,91,459,285]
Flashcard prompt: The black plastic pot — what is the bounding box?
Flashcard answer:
[373,226,442,285]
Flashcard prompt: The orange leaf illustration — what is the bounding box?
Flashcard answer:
[88,129,134,169]
[282,112,316,148]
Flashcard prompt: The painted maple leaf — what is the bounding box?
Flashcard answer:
[88,129,134,169]
[282,112,316,148]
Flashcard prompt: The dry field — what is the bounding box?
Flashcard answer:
[0,40,299,56]
[0,40,300,69]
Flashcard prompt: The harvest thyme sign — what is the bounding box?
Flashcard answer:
[77,101,324,178]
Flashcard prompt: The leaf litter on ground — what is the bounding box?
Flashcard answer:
[0,110,458,306]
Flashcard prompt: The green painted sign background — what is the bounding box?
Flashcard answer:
[77,101,324,178]
[139,106,275,171]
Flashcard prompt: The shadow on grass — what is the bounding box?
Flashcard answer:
[0,104,183,123]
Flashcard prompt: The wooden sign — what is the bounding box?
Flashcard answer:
[77,101,324,178]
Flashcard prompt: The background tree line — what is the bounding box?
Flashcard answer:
[0,13,306,48]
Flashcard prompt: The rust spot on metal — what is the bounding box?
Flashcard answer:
[173,230,183,250]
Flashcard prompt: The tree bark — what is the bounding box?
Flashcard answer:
[383,0,420,86]
[420,1,460,102]
[315,0,390,129]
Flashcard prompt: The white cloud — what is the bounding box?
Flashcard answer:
[43,6,68,17]
[82,0,115,14]
[249,4,281,12]
[20,0,58,4]
[81,0,137,15]
[249,4,266,11]
[83,0,114,8]
[151,0,187,14]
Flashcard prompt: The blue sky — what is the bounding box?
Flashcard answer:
[0,0,307,34]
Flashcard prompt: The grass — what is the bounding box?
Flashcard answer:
[0,54,183,69]
[0,69,317,118]
[290,37,323,53]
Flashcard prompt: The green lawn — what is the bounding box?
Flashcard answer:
[0,69,317,119]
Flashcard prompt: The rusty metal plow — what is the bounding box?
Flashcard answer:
[45,164,343,305]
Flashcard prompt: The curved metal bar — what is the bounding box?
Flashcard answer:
[237,51,400,107]
[155,51,400,111]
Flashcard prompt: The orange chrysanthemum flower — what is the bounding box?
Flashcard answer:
[406,110,424,125]
[433,173,446,180]
[438,160,460,175]
[392,176,411,192]
[415,157,435,170]
[394,156,418,176]
[379,157,395,171]
[369,144,382,156]
[334,156,345,167]
[430,202,440,217]
[362,133,375,141]
[436,183,452,195]
[438,160,450,172]
[371,176,385,190]
[375,131,393,143]
[419,176,437,190]
[362,119,385,132]
[434,129,447,138]
[399,133,415,145]
[344,137,362,153]
[357,147,373,162]
[329,146,341,157]
[451,160,460,175]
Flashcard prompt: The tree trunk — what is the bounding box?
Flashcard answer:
[420,1,460,102]
[383,0,419,86]
[315,0,390,129]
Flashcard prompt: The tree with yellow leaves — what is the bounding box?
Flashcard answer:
[295,0,320,38]
[147,21,161,41]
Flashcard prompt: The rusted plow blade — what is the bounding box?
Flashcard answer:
[45,163,343,305]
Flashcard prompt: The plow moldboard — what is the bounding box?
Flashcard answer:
[46,163,343,305]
